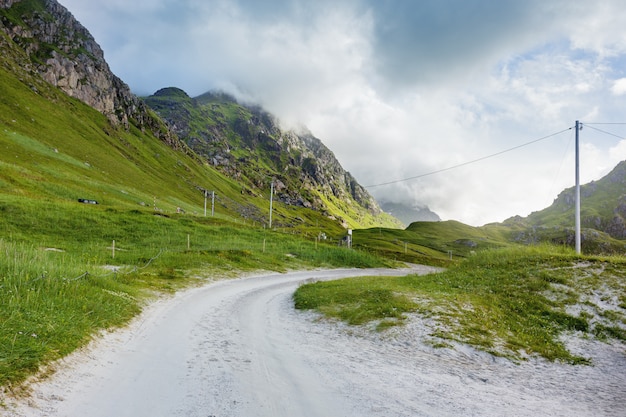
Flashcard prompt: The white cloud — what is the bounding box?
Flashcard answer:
[609,139,626,162]
[611,78,626,96]
[568,1,626,57]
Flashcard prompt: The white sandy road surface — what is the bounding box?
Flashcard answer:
[3,266,625,417]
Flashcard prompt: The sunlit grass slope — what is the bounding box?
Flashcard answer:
[0,53,365,236]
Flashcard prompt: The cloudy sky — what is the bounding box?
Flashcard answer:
[60,0,626,226]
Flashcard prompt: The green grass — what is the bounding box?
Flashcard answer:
[0,56,359,239]
[294,277,418,329]
[0,240,142,385]
[0,202,391,388]
[294,245,626,363]
[353,220,512,266]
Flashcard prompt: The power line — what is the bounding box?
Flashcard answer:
[364,127,573,188]
[583,122,626,125]
[582,124,625,140]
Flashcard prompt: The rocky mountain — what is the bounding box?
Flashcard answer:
[0,0,399,229]
[144,88,396,227]
[0,0,181,149]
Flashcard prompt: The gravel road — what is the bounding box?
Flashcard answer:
[4,266,625,417]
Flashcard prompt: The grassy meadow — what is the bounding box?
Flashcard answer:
[0,197,391,388]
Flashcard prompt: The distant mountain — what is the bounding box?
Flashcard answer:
[144,87,401,228]
[379,201,441,226]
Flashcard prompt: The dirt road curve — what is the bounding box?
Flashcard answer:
[4,267,625,417]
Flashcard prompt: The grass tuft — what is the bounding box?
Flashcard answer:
[295,279,417,327]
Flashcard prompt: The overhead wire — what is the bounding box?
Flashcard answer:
[582,124,626,140]
[364,127,573,188]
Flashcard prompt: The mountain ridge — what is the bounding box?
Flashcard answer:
[144,87,398,228]
[495,160,626,252]
[0,0,399,230]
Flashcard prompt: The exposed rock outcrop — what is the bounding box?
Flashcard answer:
[0,0,182,149]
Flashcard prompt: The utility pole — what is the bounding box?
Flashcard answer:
[269,180,274,229]
[575,120,581,255]
[204,190,216,217]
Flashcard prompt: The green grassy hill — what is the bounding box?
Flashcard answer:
[354,167,626,264]
[354,220,512,266]
[526,161,626,235]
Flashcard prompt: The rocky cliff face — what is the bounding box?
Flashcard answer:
[145,88,384,218]
[0,0,181,149]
